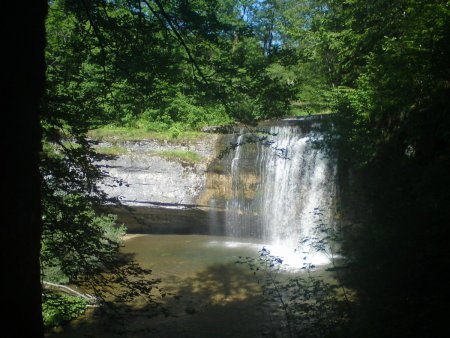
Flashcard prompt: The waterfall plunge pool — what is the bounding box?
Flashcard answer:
[202,117,338,270]
[124,233,333,274]
[46,117,341,337]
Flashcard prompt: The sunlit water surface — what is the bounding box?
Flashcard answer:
[46,234,332,338]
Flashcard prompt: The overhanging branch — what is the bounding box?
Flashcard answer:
[142,0,210,86]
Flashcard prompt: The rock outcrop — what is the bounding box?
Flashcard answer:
[96,136,219,207]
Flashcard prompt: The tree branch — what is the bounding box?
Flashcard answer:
[43,281,99,306]
[142,0,210,86]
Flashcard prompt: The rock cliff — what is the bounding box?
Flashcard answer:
[96,136,219,207]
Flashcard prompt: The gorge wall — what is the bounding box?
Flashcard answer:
[96,137,219,206]
[95,134,225,234]
[97,116,337,259]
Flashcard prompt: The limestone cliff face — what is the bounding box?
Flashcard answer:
[197,132,262,209]
[95,136,219,206]
[93,130,263,235]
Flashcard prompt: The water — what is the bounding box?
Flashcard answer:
[223,121,337,269]
[45,234,270,338]
[45,118,339,337]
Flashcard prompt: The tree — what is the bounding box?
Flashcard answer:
[1,1,47,337]
[41,2,165,321]
[318,1,450,336]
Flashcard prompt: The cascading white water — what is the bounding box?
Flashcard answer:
[225,133,245,237]
[225,122,336,268]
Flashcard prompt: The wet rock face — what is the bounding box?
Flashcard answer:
[96,136,218,206]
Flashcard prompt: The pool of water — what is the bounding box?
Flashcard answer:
[45,234,333,338]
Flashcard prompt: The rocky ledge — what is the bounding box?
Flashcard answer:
[95,135,220,206]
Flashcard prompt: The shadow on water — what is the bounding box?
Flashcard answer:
[45,235,278,338]
[147,263,269,338]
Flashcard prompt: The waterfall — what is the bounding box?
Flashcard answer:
[225,133,245,237]
[224,120,336,268]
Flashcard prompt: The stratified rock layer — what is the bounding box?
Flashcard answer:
[96,136,219,206]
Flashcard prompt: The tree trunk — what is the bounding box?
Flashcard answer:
[1,1,47,337]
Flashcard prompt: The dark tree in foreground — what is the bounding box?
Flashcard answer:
[1,1,47,337]
[319,1,450,336]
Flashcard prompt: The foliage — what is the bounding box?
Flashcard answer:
[42,0,450,336]
[45,0,302,133]
[236,206,352,337]
[41,0,166,325]
[42,292,88,328]
[87,124,205,142]
[40,128,126,282]
[315,1,450,336]
[152,150,203,164]
[94,144,128,156]
[237,248,350,338]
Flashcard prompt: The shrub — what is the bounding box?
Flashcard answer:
[42,292,88,328]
